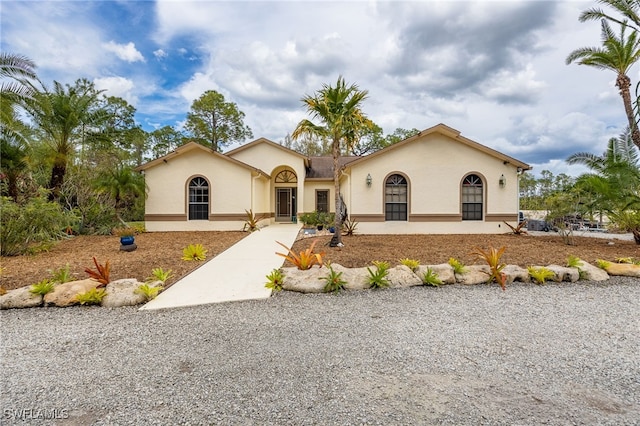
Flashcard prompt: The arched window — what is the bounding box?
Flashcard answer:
[188,177,209,220]
[274,169,297,183]
[462,174,483,220]
[385,174,407,221]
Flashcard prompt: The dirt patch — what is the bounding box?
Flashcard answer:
[1,231,637,291]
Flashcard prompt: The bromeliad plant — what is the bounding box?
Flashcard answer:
[276,240,324,270]
[75,288,107,305]
[182,244,207,261]
[342,219,358,236]
[321,265,347,293]
[422,267,443,287]
[367,261,390,289]
[147,267,173,283]
[51,263,73,284]
[448,257,468,275]
[566,255,587,280]
[30,279,56,296]
[472,246,507,291]
[243,209,264,232]
[135,283,164,301]
[527,266,556,285]
[265,268,285,291]
[84,257,111,287]
[399,258,420,272]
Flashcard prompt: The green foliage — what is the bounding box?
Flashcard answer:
[113,227,136,237]
[84,257,111,287]
[146,267,173,283]
[135,283,163,301]
[566,255,581,268]
[93,165,146,224]
[422,268,443,287]
[276,240,324,270]
[367,262,390,289]
[321,265,347,293]
[472,246,507,290]
[51,263,73,283]
[299,212,317,226]
[182,244,207,261]
[448,257,467,275]
[596,259,612,269]
[527,266,556,285]
[399,258,420,271]
[185,90,253,152]
[0,192,75,256]
[265,269,285,292]
[30,279,55,296]
[75,288,107,305]
[242,209,263,232]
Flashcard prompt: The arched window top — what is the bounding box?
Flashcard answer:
[275,169,297,183]
[385,173,408,221]
[190,176,209,188]
[463,174,482,187]
[387,174,407,186]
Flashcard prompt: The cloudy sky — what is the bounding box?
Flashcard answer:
[1,0,633,176]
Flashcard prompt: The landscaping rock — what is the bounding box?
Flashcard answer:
[546,264,580,282]
[281,267,326,293]
[502,265,530,284]
[102,279,147,308]
[417,264,456,284]
[120,243,137,252]
[577,261,609,281]
[604,263,640,278]
[331,264,369,290]
[0,286,43,309]
[387,265,423,288]
[44,279,101,307]
[455,265,491,285]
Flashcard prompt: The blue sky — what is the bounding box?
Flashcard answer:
[1,0,635,176]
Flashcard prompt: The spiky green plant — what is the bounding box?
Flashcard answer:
[566,255,581,268]
[399,258,420,271]
[527,266,556,285]
[367,262,390,289]
[75,288,107,305]
[147,267,173,283]
[265,269,285,291]
[448,257,467,274]
[182,244,207,261]
[372,260,390,270]
[471,246,507,290]
[422,268,443,287]
[321,265,347,293]
[135,283,164,301]
[30,279,56,296]
[51,263,73,283]
[596,259,612,269]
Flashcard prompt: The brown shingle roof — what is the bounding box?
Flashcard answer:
[306,156,361,179]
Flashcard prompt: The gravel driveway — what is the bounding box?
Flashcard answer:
[2,278,639,425]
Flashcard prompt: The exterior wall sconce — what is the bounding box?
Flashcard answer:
[499,174,506,188]
[366,174,372,187]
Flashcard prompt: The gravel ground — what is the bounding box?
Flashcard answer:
[1,278,639,425]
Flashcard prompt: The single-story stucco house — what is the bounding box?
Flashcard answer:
[136,123,531,234]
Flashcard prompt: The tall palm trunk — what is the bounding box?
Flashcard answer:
[617,73,640,149]
[48,158,66,201]
[332,136,342,246]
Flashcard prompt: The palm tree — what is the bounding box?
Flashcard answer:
[93,165,146,226]
[579,0,640,32]
[292,76,372,246]
[22,80,105,199]
[567,20,640,150]
[0,52,37,102]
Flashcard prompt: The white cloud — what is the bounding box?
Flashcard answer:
[102,41,145,63]
[93,76,137,104]
[153,49,168,59]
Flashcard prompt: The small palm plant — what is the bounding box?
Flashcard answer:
[472,246,507,290]
[367,261,390,289]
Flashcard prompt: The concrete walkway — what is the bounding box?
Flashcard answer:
[140,223,302,310]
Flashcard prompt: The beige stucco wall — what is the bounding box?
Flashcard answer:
[229,142,308,220]
[345,133,520,233]
[144,147,261,231]
[302,180,335,213]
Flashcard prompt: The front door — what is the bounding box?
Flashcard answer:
[276,188,296,222]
